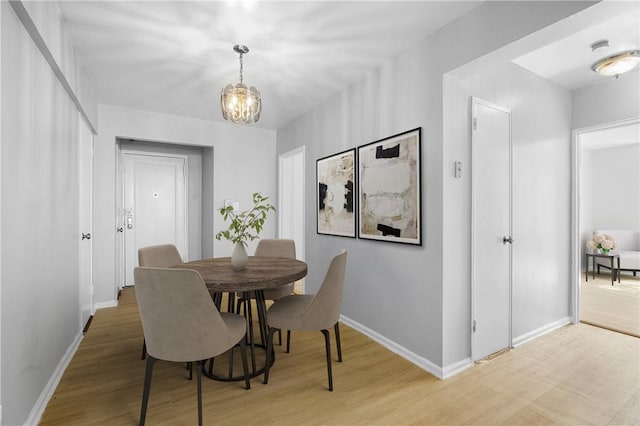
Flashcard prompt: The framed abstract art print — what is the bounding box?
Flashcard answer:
[357,128,422,245]
[316,148,356,238]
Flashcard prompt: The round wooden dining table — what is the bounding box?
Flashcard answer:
[172,256,307,381]
[176,256,307,293]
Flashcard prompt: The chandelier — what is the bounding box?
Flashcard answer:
[220,45,262,123]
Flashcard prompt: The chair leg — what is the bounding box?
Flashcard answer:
[139,356,157,426]
[278,329,282,346]
[187,362,193,380]
[227,292,235,313]
[321,329,333,391]
[141,339,146,360]
[196,360,203,426]
[246,296,257,374]
[286,330,291,353]
[212,292,222,310]
[263,327,277,385]
[228,346,234,379]
[334,322,342,362]
[236,297,243,316]
[239,338,251,390]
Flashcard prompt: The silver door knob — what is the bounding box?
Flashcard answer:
[502,236,514,244]
[82,233,92,240]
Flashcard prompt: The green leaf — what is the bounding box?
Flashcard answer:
[216,192,276,245]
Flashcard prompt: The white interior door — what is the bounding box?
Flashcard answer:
[79,117,94,329]
[279,147,305,291]
[471,97,512,361]
[123,153,187,286]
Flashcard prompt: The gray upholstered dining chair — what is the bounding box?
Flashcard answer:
[138,244,183,269]
[255,239,297,300]
[138,244,183,361]
[135,267,250,426]
[236,239,296,343]
[263,249,347,391]
[236,238,296,302]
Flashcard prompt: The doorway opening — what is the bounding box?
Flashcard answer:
[115,138,214,294]
[278,146,305,293]
[572,118,640,338]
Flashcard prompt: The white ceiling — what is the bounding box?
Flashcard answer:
[57,1,640,131]
[513,8,640,90]
[57,1,481,130]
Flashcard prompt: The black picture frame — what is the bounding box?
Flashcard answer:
[357,128,422,245]
[316,148,356,238]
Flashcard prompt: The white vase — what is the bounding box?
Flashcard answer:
[231,242,248,270]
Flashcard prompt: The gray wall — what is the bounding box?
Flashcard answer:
[572,74,640,130]
[586,144,640,232]
[443,62,573,366]
[277,1,595,371]
[1,2,90,423]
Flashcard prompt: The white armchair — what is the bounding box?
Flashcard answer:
[594,229,640,276]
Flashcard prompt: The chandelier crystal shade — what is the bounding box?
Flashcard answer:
[591,50,640,78]
[220,45,261,123]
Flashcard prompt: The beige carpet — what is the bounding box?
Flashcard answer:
[581,271,640,337]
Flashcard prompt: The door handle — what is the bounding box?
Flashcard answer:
[502,236,514,244]
[82,233,92,240]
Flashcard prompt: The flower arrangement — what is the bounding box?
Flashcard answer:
[586,233,617,254]
[215,192,275,247]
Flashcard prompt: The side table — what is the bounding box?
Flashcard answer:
[585,252,620,285]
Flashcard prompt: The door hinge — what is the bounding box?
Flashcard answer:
[472,320,477,333]
[473,117,478,130]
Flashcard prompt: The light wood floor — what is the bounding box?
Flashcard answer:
[581,271,640,337]
[40,288,640,425]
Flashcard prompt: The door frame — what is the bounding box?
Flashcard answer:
[78,115,94,329]
[470,96,513,361]
[116,147,189,290]
[570,117,640,324]
[278,146,306,292]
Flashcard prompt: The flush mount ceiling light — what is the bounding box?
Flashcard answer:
[591,50,640,78]
[220,45,262,123]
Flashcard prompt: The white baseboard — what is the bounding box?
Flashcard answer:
[512,317,571,347]
[340,315,572,379]
[93,299,118,310]
[442,356,473,379]
[340,314,445,379]
[24,332,83,426]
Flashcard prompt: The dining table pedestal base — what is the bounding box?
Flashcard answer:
[205,290,275,381]
[172,256,307,382]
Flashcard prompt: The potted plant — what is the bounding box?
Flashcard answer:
[215,192,276,269]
